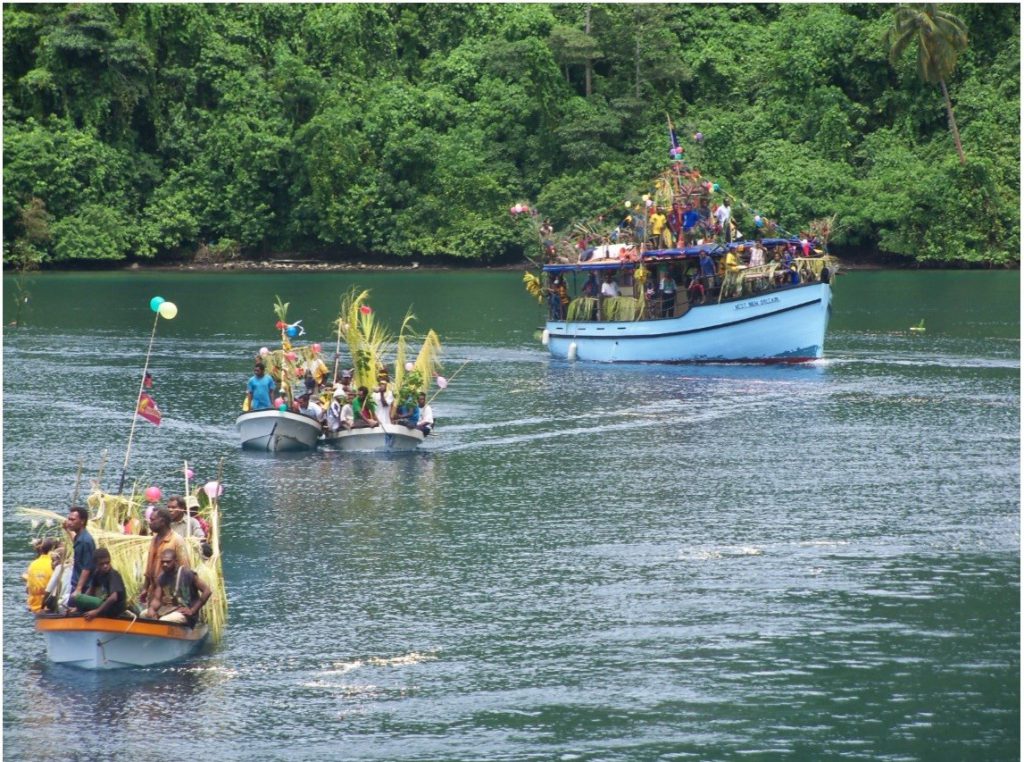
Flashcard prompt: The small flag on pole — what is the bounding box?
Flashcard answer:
[144,371,153,389]
[137,392,162,426]
[667,116,680,157]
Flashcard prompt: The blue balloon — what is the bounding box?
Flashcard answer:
[150,296,165,313]
[286,326,298,338]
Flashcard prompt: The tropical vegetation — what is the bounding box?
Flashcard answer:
[3,3,1018,268]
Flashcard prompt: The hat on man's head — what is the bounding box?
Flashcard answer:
[333,388,346,399]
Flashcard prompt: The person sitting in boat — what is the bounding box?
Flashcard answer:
[143,508,189,607]
[393,394,420,429]
[294,390,324,424]
[246,362,276,411]
[168,496,205,541]
[327,388,350,432]
[24,538,57,613]
[374,380,395,425]
[42,543,70,613]
[415,392,434,436]
[70,547,126,621]
[144,549,211,626]
[352,386,380,428]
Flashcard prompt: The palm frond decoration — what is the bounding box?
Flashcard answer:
[603,296,643,322]
[523,271,544,303]
[566,297,597,322]
[412,329,443,393]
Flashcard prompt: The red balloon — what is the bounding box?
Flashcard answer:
[275,321,286,330]
[359,305,372,315]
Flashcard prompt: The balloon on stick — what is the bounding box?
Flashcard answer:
[158,301,178,319]
[150,296,165,313]
[259,347,270,357]
[144,486,162,503]
[436,376,448,389]
[405,362,415,372]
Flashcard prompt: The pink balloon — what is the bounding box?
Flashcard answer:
[405,362,415,372]
[436,376,448,389]
[203,480,223,499]
[509,205,517,214]
[259,347,270,356]
[285,351,298,362]
[312,343,322,353]
[144,506,154,521]
[185,468,195,479]
[144,486,162,503]
[274,397,284,408]
[360,305,372,315]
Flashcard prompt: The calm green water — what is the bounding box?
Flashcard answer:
[3,270,1019,760]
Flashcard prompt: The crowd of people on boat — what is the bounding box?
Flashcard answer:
[245,363,435,437]
[24,501,213,626]
[547,236,830,321]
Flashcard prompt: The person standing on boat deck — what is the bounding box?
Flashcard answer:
[715,199,733,242]
[143,507,189,605]
[648,206,667,248]
[168,496,205,541]
[600,272,619,297]
[67,506,96,606]
[749,238,765,268]
[145,549,211,626]
[71,547,127,621]
[659,270,677,318]
[698,249,717,294]
[24,538,57,612]
[375,380,395,425]
[352,386,379,428]
[246,362,275,411]
[415,392,435,436]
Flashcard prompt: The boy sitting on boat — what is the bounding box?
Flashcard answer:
[70,547,126,621]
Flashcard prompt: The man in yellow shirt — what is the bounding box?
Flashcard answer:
[648,207,667,248]
[24,538,57,612]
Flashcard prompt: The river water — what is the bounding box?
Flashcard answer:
[3,269,1019,760]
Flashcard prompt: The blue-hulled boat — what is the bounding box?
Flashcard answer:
[538,239,836,364]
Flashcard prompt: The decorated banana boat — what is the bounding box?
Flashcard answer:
[238,289,448,453]
[519,121,839,363]
[320,423,425,452]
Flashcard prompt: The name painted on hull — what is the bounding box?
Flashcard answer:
[735,296,781,311]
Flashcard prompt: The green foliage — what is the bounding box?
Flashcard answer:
[1,3,1018,268]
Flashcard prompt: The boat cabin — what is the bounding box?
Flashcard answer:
[542,237,834,323]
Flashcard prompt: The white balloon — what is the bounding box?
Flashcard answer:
[158,301,178,319]
[436,376,448,389]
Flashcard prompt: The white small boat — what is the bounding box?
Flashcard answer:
[320,424,425,451]
[236,409,322,452]
[36,614,208,670]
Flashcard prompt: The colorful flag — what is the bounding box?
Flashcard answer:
[137,392,162,426]
[143,371,153,389]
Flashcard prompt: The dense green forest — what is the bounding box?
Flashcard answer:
[3,3,1019,268]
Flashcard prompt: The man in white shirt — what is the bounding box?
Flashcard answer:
[168,496,205,540]
[600,272,619,297]
[415,392,435,436]
[715,199,732,242]
[339,392,356,430]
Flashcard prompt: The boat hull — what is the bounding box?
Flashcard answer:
[236,409,321,452]
[321,424,425,452]
[546,283,832,363]
[36,615,208,670]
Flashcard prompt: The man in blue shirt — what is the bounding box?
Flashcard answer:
[246,362,276,410]
[67,506,96,605]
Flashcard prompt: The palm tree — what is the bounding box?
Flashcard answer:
[884,4,969,164]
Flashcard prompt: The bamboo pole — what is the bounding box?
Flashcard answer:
[118,311,162,495]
